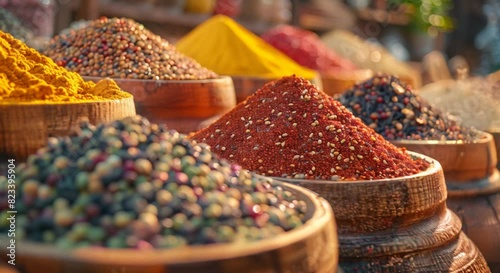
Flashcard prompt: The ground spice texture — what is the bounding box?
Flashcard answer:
[190,75,430,180]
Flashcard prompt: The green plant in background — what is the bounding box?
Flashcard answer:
[388,0,454,35]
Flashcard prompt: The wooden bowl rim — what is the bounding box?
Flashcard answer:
[270,151,440,185]
[0,96,134,106]
[230,74,320,81]
[1,180,335,265]
[390,131,492,146]
[447,169,500,196]
[231,76,276,81]
[82,75,234,85]
[320,68,374,79]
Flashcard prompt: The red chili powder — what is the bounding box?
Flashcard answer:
[189,75,430,180]
[261,25,357,74]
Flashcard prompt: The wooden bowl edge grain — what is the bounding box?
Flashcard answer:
[391,132,498,183]
[272,151,447,233]
[83,76,237,112]
[0,97,136,161]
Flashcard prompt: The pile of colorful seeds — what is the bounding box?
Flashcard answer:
[338,74,479,141]
[190,75,429,180]
[43,17,218,80]
[0,116,306,249]
[0,8,33,42]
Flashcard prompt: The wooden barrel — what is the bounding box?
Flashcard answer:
[0,181,339,273]
[84,76,237,134]
[276,152,491,272]
[0,97,136,161]
[446,178,500,273]
[232,75,323,103]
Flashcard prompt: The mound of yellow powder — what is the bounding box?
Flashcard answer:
[0,30,131,103]
[176,15,317,79]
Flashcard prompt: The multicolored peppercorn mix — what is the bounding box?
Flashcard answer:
[190,75,429,180]
[338,74,479,141]
[44,17,218,80]
[0,116,306,249]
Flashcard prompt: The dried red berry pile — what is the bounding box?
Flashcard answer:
[190,75,429,180]
[261,25,357,74]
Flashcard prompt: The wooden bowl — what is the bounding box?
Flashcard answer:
[489,128,500,170]
[275,152,446,234]
[84,76,236,134]
[232,75,323,103]
[391,132,498,183]
[273,152,490,272]
[320,69,373,97]
[0,181,338,273]
[440,129,500,271]
[445,176,500,271]
[0,97,136,161]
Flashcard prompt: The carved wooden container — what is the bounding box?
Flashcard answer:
[277,152,491,272]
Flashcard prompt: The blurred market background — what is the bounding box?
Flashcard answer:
[1,2,500,272]
[1,0,499,79]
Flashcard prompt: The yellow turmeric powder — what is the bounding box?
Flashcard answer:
[0,30,131,103]
[176,15,317,79]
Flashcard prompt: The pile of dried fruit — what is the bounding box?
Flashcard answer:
[44,17,218,80]
[0,116,306,249]
[190,75,429,180]
[338,74,479,141]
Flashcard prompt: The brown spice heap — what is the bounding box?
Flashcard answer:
[190,76,429,180]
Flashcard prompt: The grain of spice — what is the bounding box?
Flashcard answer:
[338,74,479,141]
[190,75,429,180]
[0,116,306,249]
[44,17,218,80]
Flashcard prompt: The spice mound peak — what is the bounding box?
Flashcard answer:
[190,75,429,180]
[175,15,316,79]
[0,115,307,249]
[0,31,130,103]
[338,74,479,141]
[44,17,218,80]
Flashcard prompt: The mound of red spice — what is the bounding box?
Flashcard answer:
[189,75,430,180]
[261,25,357,74]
